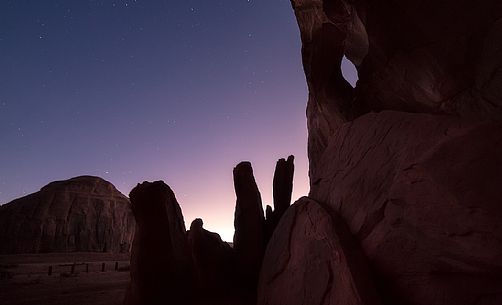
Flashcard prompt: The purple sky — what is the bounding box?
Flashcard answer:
[0,0,357,241]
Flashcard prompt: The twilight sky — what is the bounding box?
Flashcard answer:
[0,0,357,241]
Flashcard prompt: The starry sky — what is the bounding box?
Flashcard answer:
[0,0,357,241]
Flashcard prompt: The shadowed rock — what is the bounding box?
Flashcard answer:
[265,155,295,243]
[273,155,294,216]
[232,161,264,294]
[187,218,235,299]
[0,176,134,254]
[124,181,193,305]
[258,197,382,305]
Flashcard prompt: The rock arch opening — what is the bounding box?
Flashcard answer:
[341,55,358,88]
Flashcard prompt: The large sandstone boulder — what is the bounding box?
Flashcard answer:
[124,181,193,305]
[0,176,134,254]
[310,112,502,305]
[258,197,382,305]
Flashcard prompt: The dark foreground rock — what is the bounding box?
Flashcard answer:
[123,157,295,305]
[0,176,134,254]
[233,161,265,291]
[187,218,235,298]
[124,181,193,305]
[258,197,382,305]
[265,155,295,243]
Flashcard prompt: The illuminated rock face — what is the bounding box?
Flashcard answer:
[0,176,134,254]
[256,1,502,305]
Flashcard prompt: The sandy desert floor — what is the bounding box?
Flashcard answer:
[0,252,130,305]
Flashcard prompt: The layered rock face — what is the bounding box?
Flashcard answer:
[125,181,193,305]
[261,1,502,305]
[0,176,134,254]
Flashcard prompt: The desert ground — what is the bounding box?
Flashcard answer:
[0,252,130,305]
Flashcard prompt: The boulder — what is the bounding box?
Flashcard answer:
[258,197,382,305]
[310,112,502,305]
[0,176,134,254]
[124,181,193,305]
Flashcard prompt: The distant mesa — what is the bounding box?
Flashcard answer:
[0,175,135,254]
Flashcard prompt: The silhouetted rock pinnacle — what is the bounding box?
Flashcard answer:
[265,155,295,243]
[124,181,193,305]
[232,161,264,294]
[273,155,294,215]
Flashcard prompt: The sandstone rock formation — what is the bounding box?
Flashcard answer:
[187,218,235,298]
[310,112,502,305]
[265,155,295,242]
[266,1,502,305]
[233,161,265,290]
[291,0,502,174]
[272,155,294,216]
[123,157,295,305]
[124,181,193,305]
[0,176,134,254]
[258,197,382,305]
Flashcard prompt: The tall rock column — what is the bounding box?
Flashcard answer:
[233,161,265,294]
[124,181,193,305]
[265,155,295,243]
[273,155,295,216]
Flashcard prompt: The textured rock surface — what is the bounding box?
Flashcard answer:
[309,112,502,305]
[0,176,134,254]
[290,1,502,304]
[124,181,193,305]
[258,197,381,305]
[233,161,265,288]
[291,0,502,172]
